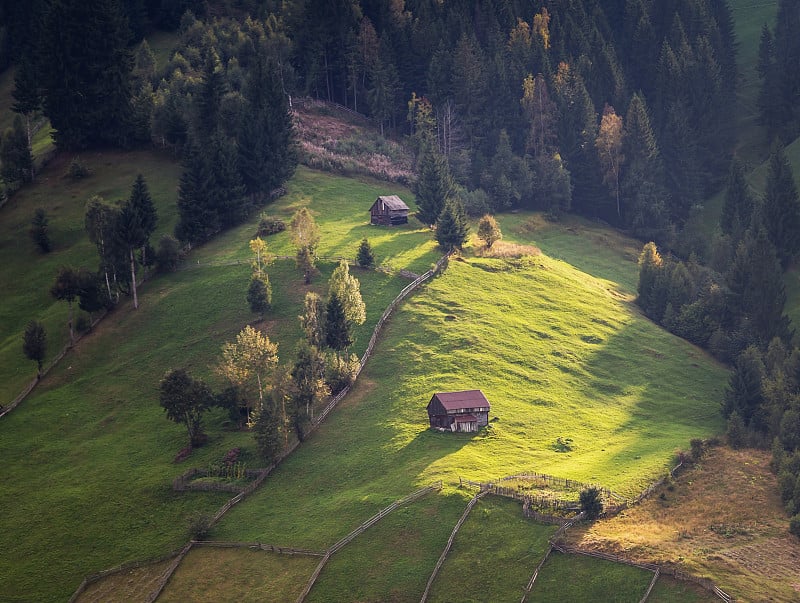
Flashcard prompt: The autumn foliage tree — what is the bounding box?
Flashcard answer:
[595,104,625,219]
[477,215,502,248]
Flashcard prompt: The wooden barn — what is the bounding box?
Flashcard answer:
[370,195,409,225]
[427,390,491,433]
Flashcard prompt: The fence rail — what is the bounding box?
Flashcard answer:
[296,482,442,603]
[419,490,487,603]
[191,540,325,556]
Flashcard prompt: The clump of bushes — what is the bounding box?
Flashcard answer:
[155,234,183,272]
[66,158,91,180]
[257,214,286,236]
[324,352,360,395]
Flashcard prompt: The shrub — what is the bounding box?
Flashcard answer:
[579,487,603,520]
[726,411,746,449]
[324,351,360,395]
[29,208,52,253]
[790,515,800,538]
[74,313,91,333]
[66,158,90,180]
[187,512,212,540]
[257,214,286,236]
[155,234,182,272]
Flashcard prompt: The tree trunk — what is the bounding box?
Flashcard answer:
[67,301,74,346]
[129,248,139,309]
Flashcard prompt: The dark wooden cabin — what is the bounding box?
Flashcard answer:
[370,195,409,225]
[427,390,491,433]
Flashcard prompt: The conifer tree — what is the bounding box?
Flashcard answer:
[720,158,756,242]
[29,208,51,253]
[415,143,454,226]
[247,275,272,317]
[356,238,375,268]
[723,346,765,428]
[762,146,800,268]
[117,174,157,309]
[435,198,469,251]
[325,293,352,351]
[728,228,791,346]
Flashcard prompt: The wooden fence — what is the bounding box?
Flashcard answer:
[295,482,442,603]
[68,254,451,602]
[419,490,487,603]
[172,468,265,493]
[191,540,324,556]
[459,478,580,513]
[310,253,450,429]
[2,312,105,419]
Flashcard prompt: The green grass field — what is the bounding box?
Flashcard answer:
[532,551,653,602]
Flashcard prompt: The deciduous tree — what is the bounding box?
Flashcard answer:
[328,260,366,326]
[477,214,502,248]
[300,292,325,348]
[159,369,214,447]
[22,320,46,377]
[50,265,80,345]
[595,104,625,219]
[290,342,328,440]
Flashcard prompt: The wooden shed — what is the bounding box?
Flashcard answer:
[370,195,409,225]
[427,390,491,433]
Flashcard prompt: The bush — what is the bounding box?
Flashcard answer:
[257,214,286,236]
[324,351,360,395]
[790,514,800,538]
[66,158,90,180]
[690,438,704,462]
[187,512,212,540]
[155,234,182,272]
[29,208,51,253]
[74,313,91,333]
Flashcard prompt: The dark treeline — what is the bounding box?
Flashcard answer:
[2,0,737,247]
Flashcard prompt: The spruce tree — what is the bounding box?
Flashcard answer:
[11,54,41,157]
[356,238,375,268]
[415,143,454,226]
[728,228,792,346]
[762,146,800,268]
[720,158,756,242]
[29,208,51,253]
[435,198,469,251]
[247,274,272,316]
[723,346,765,428]
[325,293,352,351]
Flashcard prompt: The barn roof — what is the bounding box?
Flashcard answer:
[376,195,409,210]
[432,390,490,410]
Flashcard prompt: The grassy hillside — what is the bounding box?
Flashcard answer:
[0,159,730,601]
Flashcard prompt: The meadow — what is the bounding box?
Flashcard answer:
[0,152,730,601]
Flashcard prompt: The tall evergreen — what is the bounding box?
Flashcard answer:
[38,0,134,149]
[175,141,217,244]
[415,143,454,226]
[324,292,352,351]
[434,198,470,251]
[11,54,41,156]
[0,116,33,185]
[762,146,800,268]
[728,228,791,346]
[720,158,756,242]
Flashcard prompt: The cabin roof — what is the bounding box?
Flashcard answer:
[375,195,409,211]
[432,390,490,411]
